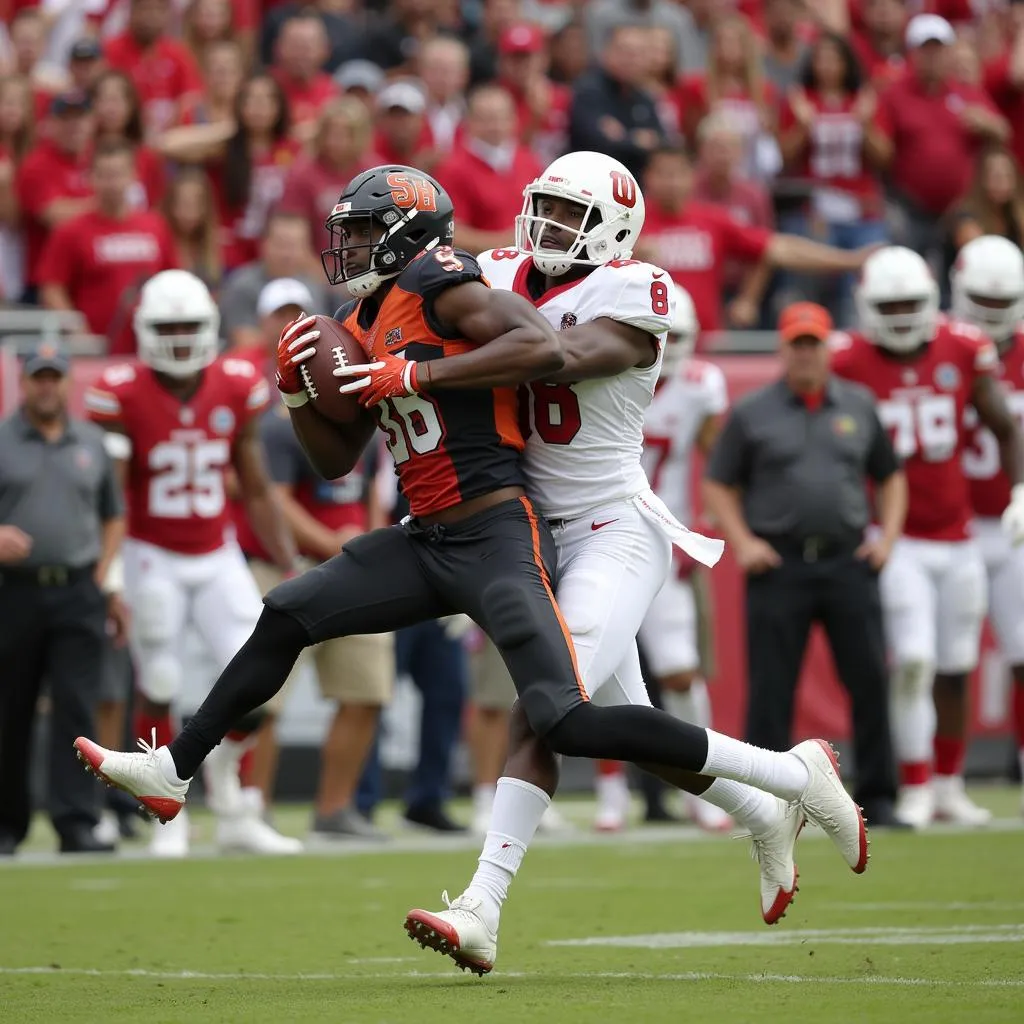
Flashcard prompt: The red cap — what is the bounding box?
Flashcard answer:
[778,302,833,343]
[499,24,546,55]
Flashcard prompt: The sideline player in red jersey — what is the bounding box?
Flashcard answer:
[832,245,1024,829]
[954,235,1024,816]
[76,168,864,940]
[83,269,302,857]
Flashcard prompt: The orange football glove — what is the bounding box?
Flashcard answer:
[334,351,422,407]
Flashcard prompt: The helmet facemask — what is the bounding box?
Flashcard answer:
[138,320,218,379]
[515,185,634,277]
[858,295,938,353]
[955,289,1024,347]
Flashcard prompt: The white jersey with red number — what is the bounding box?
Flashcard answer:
[642,358,728,525]
[830,318,998,541]
[963,329,1024,518]
[85,358,270,555]
[477,248,672,520]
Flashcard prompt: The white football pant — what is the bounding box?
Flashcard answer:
[973,517,1024,666]
[638,574,700,678]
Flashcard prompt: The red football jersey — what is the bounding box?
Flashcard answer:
[84,358,270,555]
[831,320,998,540]
[964,330,1024,519]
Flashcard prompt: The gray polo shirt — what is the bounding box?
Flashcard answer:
[0,410,123,569]
[705,377,900,541]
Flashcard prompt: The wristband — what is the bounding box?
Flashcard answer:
[280,389,309,408]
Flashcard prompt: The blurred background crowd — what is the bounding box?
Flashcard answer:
[1,0,1023,856]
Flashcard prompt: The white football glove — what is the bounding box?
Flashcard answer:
[1002,484,1024,546]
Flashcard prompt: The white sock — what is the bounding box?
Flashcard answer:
[473,783,496,817]
[889,663,936,763]
[702,778,780,833]
[701,730,809,802]
[464,777,550,931]
[664,680,710,728]
[157,746,187,785]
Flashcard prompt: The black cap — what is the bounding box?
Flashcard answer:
[50,89,91,116]
[70,38,102,62]
[22,341,71,377]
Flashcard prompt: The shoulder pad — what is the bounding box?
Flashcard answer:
[398,245,483,296]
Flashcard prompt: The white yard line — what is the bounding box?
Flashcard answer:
[0,966,1021,988]
[548,923,1024,949]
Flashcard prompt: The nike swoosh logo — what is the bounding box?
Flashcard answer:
[591,519,618,531]
[652,272,665,279]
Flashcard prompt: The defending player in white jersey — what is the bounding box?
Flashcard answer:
[954,235,1024,813]
[83,271,303,857]
[405,152,868,973]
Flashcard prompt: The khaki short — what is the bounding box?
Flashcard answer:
[469,633,517,711]
[249,560,395,711]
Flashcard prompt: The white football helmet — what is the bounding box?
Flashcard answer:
[515,151,645,277]
[660,285,699,379]
[951,235,1024,346]
[855,245,939,353]
[135,270,220,378]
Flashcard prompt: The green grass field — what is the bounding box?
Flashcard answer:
[1,788,1022,1024]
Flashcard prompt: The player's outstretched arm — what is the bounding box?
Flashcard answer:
[972,373,1024,485]
[288,401,376,480]
[420,283,564,389]
[546,317,657,383]
[234,419,300,572]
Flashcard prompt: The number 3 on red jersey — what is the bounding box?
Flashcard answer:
[877,395,958,462]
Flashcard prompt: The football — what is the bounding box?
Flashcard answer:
[298,315,370,425]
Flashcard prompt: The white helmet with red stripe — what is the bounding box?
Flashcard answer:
[951,234,1024,345]
[515,151,646,277]
[660,284,698,378]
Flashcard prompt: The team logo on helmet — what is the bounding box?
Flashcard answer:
[934,363,961,391]
[559,312,578,331]
[210,405,236,436]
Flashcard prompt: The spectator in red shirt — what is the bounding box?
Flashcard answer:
[67,38,106,96]
[777,33,890,325]
[271,10,338,145]
[416,36,469,156]
[38,138,178,354]
[878,14,1009,285]
[159,73,297,271]
[853,0,907,88]
[677,14,781,183]
[0,73,32,301]
[495,23,571,166]
[7,8,57,124]
[104,0,203,137]
[183,0,250,75]
[279,96,375,256]
[15,89,94,301]
[948,145,1024,268]
[373,79,439,173]
[435,84,541,255]
[691,112,775,322]
[635,145,871,344]
[91,70,166,211]
[177,38,244,127]
[162,166,222,290]
[983,3,1024,177]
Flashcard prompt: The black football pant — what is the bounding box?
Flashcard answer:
[0,574,106,845]
[170,498,715,781]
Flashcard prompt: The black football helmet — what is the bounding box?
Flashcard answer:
[321,164,455,297]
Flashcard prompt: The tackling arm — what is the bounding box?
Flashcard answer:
[421,283,564,389]
[233,419,299,572]
[545,318,657,383]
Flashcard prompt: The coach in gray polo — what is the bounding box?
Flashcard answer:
[703,302,908,828]
[0,341,126,855]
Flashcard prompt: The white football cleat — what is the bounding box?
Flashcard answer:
[93,810,120,848]
[594,771,630,832]
[405,891,497,975]
[202,738,246,816]
[932,776,992,826]
[150,809,189,858]
[742,797,806,925]
[894,783,934,829]
[687,794,734,832]
[74,734,188,823]
[791,739,869,873]
[216,812,303,855]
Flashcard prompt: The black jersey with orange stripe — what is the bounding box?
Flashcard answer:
[336,245,526,517]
